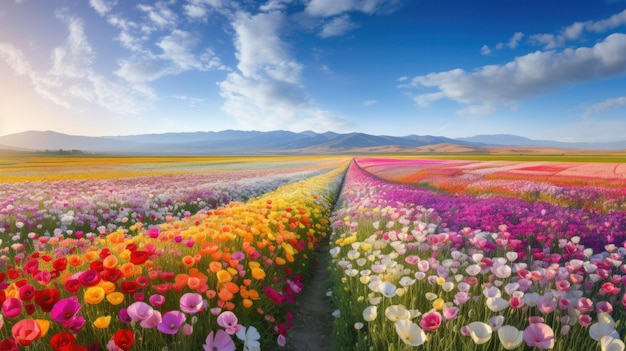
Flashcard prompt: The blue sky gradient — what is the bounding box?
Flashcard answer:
[1,0,626,142]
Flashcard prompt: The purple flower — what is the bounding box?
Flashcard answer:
[119,308,132,323]
[179,293,203,314]
[50,296,82,323]
[157,311,186,335]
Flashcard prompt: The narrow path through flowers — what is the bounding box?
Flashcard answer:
[285,244,333,351]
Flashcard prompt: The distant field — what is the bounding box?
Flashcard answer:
[0,154,349,182]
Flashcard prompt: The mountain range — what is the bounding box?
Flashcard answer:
[0,130,625,154]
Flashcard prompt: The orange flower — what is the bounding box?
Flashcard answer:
[248,289,260,300]
[251,268,266,280]
[35,320,50,337]
[216,270,232,283]
[208,261,222,273]
[182,255,195,268]
[68,255,83,267]
[242,299,253,308]
[275,257,286,265]
[102,255,119,269]
[223,282,239,294]
[187,277,201,290]
[119,263,135,278]
[106,292,125,306]
[218,288,234,301]
[100,281,116,294]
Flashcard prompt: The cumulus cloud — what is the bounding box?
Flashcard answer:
[405,33,626,115]
[0,14,155,114]
[137,2,178,29]
[480,44,492,56]
[319,14,358,38]
[583,96,626,117]
[507,32,524,49]
[217,9,348,132]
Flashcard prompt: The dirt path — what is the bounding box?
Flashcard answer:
[285,245,333,351]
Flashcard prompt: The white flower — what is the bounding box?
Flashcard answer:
[363,306,378,322]
[467,322,493,345]
[385,305,410,321]
[394,320,426,346]
[379,282,397,298]
[236,326,261,351]
[601,335,626,351]
[498,325,524,350]
[486,297,509,312]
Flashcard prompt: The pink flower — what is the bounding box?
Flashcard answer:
[509,296,524,309]
[203,330,235,351]
[179,293,204,314]
[2,298,23,319]
[577,297,593,314]
[217,311,242,335]
[596,301,613,314]
[443,306,459,320]
[419,311,442,332]
[50,297,81,323]
[523,323,555,349]
[11,319,41,346]
[126,302,154,322]
[149,294,165,308]
[537,296,556,314]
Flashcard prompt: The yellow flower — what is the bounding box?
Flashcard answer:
[93,316,111,329]
[106,292,125,306]
[216,270,232,283]
[84,286,105,304]
[35,320,50,337]
[100,281,116,295]
[251,267,266,280]
[433,298,445,311]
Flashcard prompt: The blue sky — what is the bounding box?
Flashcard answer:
[1,0,626,142]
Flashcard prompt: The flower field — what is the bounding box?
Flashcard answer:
[0,156,348,350]
[3,155,626,350]
[328,158,626,350]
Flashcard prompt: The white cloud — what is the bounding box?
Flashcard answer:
[0,14,156,115]
[406,33,626,113]
[137,2,178,29]
[305,0,401,18]
[89,0,114,16]
[531,9,626,49]
[260,0,293,12]
[583,96,626,117]
[319,14,358,38]
[480,44,492,56]
[362,99,377,106]
[217,10,348,132]
[507,32,524,49]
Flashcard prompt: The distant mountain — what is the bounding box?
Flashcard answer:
[0,130,624,154]
[458,134,626,150]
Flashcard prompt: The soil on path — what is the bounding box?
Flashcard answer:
[285,246,333,351]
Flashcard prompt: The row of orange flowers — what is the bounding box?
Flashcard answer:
[0,163,347,350]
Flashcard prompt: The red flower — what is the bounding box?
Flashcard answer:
[0,338,18,351]
[119,281,139,294]
[129,251,149,265]
[35,288,60,312]
[112,329,134,351]
[8,269,19,279]
[0,272,6,282]
[64,279,81,293]
[125,243,138,252]
[89,261,104,272]
[77,269,101,287]
[24,303,36,315]
[50,332,76,351]
[52,258,68,272]
[99,248,111,259]
[102,269,122,283]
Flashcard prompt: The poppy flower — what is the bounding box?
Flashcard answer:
[78,269,101,287]
[112,329,134,351]
[0,338,18,351]
[119,281,139,294]
[126,302,154,322]
[2,297,23,318]
[93,316,111,329]
[50,331,76,350]
[11,319,42,346]
[179,293,204,314]
[50,297,82,323]
[64,279,81,293]
[84,286,105,304]
[157,310,186,335]
[203,330,235,351]
[35,288,60,312]
[102,268,122,283]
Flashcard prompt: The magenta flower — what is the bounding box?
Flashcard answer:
[140,310,162,329]
[203,330,235,351]
[419,311,442,332]
[523,323,555,350]
[126,302,154,322]
[2,298,23,319]
[63,316,85,333]
[149,294,165,308]
[157,311,186,334]
[179,293,204,314]
[216,311,242,335]
[50,297,82,323]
